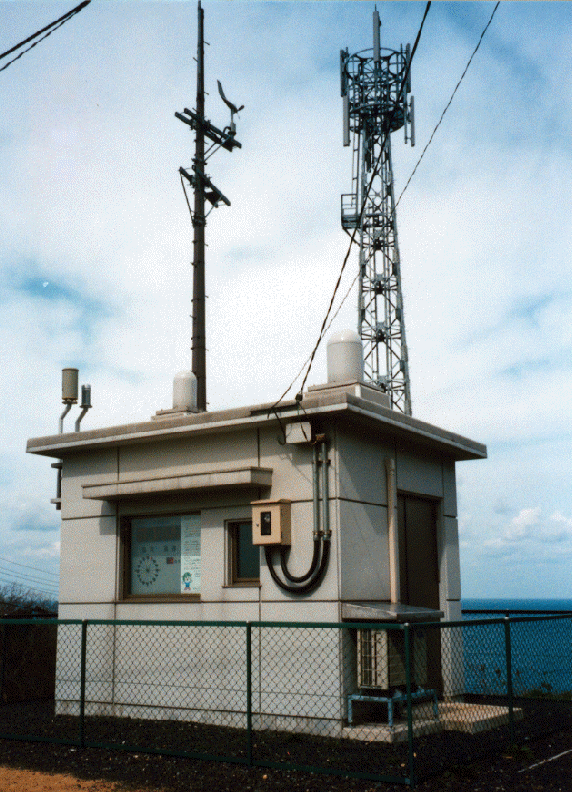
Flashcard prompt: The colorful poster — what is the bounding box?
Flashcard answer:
[181,514,201,593]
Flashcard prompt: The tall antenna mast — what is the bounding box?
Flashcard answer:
[175,1,242,411]
[340,10,414,414]
[192,1,206,410]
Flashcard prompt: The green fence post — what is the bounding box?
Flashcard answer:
[246,621,252,766]
[79,620,87,748]
[0,623,6,707]
[404,623,416,787]
[504,616,514,746]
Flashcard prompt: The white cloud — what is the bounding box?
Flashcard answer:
[30,541,61,559]
[0,2,571,599]
[479,507,572,559]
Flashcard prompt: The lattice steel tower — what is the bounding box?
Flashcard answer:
[340,10,414,414]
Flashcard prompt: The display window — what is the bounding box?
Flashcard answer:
[122,513,201,598]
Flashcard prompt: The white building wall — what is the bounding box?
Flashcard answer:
[442,459,457,518]
[335,426,390,505]
[395,448,444,499]
[334,426,392,602]
[118,430,258,480]
[59,516,117,605]
[60,450,116,520]
[258,427,313,500]
[338,500,390,601]
[52,413,472,729]
[440,516,462,603]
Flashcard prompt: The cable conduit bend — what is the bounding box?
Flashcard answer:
[265,438,331,594]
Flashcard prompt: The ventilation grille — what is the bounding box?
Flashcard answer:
[357,628,428,689]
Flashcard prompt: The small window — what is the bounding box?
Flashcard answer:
[122,512,201,598]
[228,520,260,585]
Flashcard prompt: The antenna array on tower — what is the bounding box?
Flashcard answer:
[341,10,414,414]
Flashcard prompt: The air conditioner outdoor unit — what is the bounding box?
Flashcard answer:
[357,628,428,690]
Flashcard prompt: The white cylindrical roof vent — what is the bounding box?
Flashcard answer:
[62,368,79,403]
[327,330,364,383]
[173,371,197,411]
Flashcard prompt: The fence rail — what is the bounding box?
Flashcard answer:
[1,613,572,787]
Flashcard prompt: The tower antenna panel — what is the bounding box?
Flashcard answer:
[340,11,414,414]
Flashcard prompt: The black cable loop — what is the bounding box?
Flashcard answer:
[265,542,330,595]
[264,440,331,592]
[279,540,321,584]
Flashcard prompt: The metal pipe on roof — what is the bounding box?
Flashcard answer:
[59,403,72,434]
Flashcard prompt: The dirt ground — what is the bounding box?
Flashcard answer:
[0,766,151,792]
[1,729,572,792]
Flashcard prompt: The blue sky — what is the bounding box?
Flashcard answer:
[0,1,571,600]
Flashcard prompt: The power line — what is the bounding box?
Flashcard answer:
[0,555,59,578]
[274,270,362,409]
[0,565,59,591]
[269,2,432,414]
[333,4,500,343]
[0,573,59,596]
[0,1,91,74]
[0,577,58,600]
[294,2,430,397]
[394,2,500,213]
[271,1,500,414]
[0,0,91,60]
[0,561,59,590]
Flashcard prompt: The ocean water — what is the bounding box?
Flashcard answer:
[462,598,572,613]
[459,599,572,695]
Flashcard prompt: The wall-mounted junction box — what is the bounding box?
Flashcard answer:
[251,499,291,546]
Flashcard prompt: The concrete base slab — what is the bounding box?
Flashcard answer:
[342,717,441,744]
[438,701,523,734]
[342,702,523,743]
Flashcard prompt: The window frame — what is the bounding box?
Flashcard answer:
[120,511,201,602]
[227,519,260,587]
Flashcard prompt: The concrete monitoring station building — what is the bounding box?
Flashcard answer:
[27,332,487,738]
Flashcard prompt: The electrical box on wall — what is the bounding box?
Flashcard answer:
[251,499,291,546]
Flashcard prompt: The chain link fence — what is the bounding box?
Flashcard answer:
[0,614,571,785]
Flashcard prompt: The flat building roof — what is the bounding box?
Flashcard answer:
[27,381,486,462]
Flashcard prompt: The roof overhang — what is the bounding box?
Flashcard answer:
[26,385,487,462]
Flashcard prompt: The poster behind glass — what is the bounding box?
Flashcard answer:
[130,514,200,595]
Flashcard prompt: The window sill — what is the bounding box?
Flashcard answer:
[223,583,261,589]
[120,594,201,603]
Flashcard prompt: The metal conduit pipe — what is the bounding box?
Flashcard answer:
[266,438,331,594]
[321,440,331,540]
[54,400,73,511]
[59,403,72,434]
[280,442,322,583]
[75,407,89,432]
[313,442,321,539]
